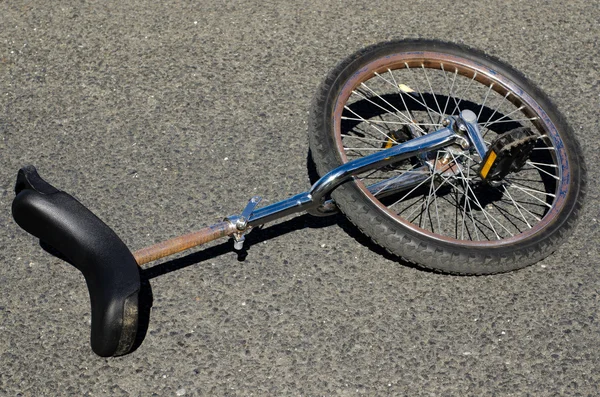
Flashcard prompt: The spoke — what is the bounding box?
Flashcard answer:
[341,132,381,151]
[405,63,439,125]
[449,178,502,240]
[359,82,424,132]
[389,172,435,210]
[459,151,482,167]
[477,83,494,122]
[460,156,472,239]
[440,187,493,240]
[376,113,395,136]
[409,197,429,226]
[397,194,426,218]
[353,123,391,143]
[499,198,542,222]
[448,152,509,238]
[505,179,556,197]
[433,178,442,233]
[384,69,416,124]
[402,165,456,223]
[421,64,444,122]
[481,92,510,130]
[349,90,413,137]
[400,150,463,223]
[524,161,560,180]
[466,180,481,240]
[482,106,526,138]
[369,164,421,196]
[499,197,548,209]
[440,65,459,121]
[341,116,437,126]
[423,152,441,233]
[450,149,552,236]
[503,185,532,228]
[371,178,400,197]
[393,89,441,125]
[477,117,538,126]
[449,71,477,116]
[506,176,551,183]
[487,189,530,231]
[507,184,553,208]
[341,134,390,144]
[527,161,558,168]
[344,105,398,144]
[484,105,526,128]
[372,71,419,130]
[350,90,402,124]
[449,177,512,238]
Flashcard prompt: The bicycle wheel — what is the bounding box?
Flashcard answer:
[309,39,586,274]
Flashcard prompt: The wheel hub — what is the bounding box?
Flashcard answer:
[427,150,464,177]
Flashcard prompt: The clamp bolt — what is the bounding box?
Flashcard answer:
[236,218,247,230]
[230,196,262,251]
[234,237,245,250]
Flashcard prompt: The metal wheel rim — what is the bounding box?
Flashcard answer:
[332,51,570,247]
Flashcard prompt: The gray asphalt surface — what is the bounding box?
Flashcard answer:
[1,1,599,395]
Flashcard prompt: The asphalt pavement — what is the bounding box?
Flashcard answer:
[1,0,599,395]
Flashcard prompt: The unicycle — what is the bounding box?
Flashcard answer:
[12,39,586,356]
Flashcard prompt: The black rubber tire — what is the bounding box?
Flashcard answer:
[308,39,586,275]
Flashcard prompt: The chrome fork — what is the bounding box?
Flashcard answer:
[228,110,486,245]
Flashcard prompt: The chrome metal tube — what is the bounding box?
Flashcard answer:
[460,109,487,158]
[246,127,459,225]
[247,192,313,226]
